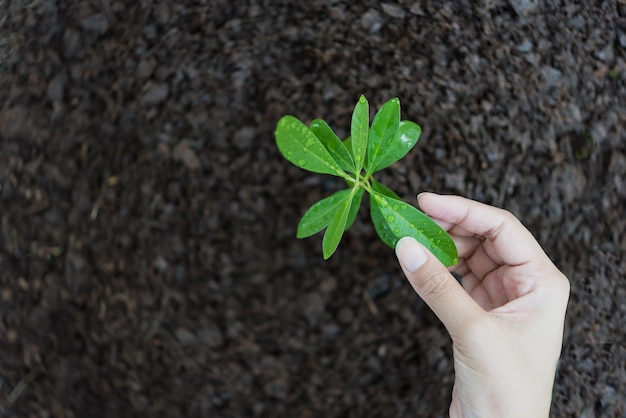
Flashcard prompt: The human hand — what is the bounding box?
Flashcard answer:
[395,193,569,418]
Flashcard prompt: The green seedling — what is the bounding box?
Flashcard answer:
[275,95,458,266]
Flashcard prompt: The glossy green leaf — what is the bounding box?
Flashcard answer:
[370,193,397,248]
[371,121,422,173]
[370,179,401,200]
[275,116,347,177]
[367,97,400,174]
[343,136,352,150]
[297,189,352,238]
[371,191,458,266]
[322,189,355,259]
[369,180,402,247]
[310,119,356,174]
[351,95,369,173]
[345,188,364,230]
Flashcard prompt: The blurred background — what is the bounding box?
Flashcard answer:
[1,1,624,416]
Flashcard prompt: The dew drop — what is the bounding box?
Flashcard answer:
[435,239,441,245]
[401,204,407,210]
[409,223,415,229]
[393,204,399,210]
[355,155,361,161]
[418,229,424,234]
[306,138,315,146]
[386,215,395,223]
[298,159,307,166]
[393,227,400,234]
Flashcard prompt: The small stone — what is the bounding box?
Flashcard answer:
[137,58,156,79]
[141,83,169,105]
[81,13,109,34]
[600,384,616,408]
[233,127,255,150]
[63,28,81,58]
[175,328,196,345]
[408,4,425,15]
[381,3,406,19]
[509,0,539,16]
[173,140,201,170]
[618,31,626,48]
[360,9,384,34]
[516,39,533,53]
[47,72,66,102]
[596,45,614,63]
[542,66,563,88]
[322,323,341,340]
[153,255,168,272]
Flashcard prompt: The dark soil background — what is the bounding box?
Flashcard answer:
[1,1,625,417]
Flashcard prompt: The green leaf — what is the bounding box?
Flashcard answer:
[370,179,401,200]
[370,193,397,248]
[370,191,458,266]
[343,136,352,150]
[275,116,347,177]
[309,119,356,174]
[367,97,400,174]
[297,189,352,238]
[351,95,369,173]
[370,121,422,173]
[369,181,401,246]
[345,188,364,230]
[322,189,355,259]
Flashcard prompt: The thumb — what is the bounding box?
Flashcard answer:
[395,236,485,336]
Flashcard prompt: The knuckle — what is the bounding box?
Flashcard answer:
[557,272,571,296]
[419,270,455,300]
[499,209,520,227]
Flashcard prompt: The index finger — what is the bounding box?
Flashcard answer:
[417,193,547,266]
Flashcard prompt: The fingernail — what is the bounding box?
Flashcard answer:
[395,237,427,273]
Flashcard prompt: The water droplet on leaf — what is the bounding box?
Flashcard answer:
[393,227,400,234]
[386,215,395,223]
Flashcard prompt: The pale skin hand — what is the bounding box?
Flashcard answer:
[395,193,570,418]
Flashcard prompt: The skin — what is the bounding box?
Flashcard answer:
[395,193,570,418]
